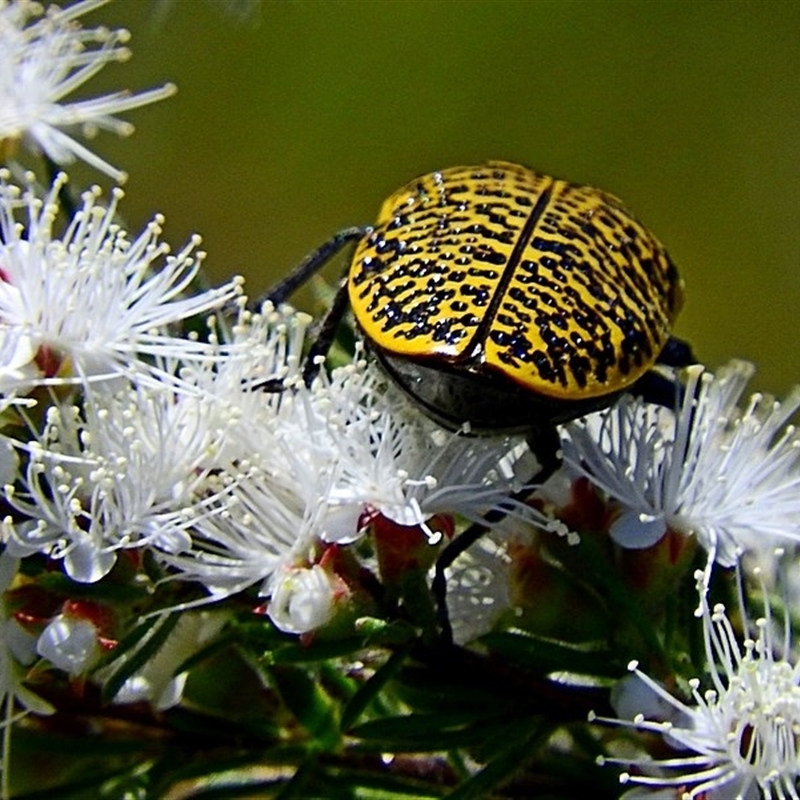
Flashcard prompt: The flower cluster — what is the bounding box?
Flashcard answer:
[0,0,175,182]
[563,362,800,572]
[0,2,798,799]
[592,569,800,799]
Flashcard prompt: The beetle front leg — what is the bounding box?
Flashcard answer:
[252,226,371,310]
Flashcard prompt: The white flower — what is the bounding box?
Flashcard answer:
[264,356,546,544]
[444,532,513,646]
[4,379,236,582]
[0,552,53,723]
[0,437,17,488]
[267,564,338,634]
[175,302,312,468]
[0,323,38,392]
[97,611,227,710]
[161,338,553,613]
[592,569,800,800]
[36,613,99,676]
[0,173,243,393]
[0,0,176,182]
[159,468,322,600]
[563,361,800,569]
[142,307,337,602]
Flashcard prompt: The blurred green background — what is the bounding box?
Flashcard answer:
[73,0,799,394]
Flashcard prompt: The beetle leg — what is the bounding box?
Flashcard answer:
[524,424,563,488]
[432,487,530,645]
[432,424,562,645]
[630,370,683,410]
[657,335,697,368]
[301,274,352,387]
[250,226,371,390]
[252,226,372,310]
[247,377,288,393]
[632,335,698,410]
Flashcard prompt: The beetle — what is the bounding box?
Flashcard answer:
[263,161,693,639]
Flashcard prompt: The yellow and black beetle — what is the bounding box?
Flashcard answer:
[263,161,694,639]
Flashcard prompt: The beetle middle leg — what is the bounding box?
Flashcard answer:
[631,335,698,409]
[432,423,562,645]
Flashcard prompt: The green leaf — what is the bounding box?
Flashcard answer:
[479,631,619,678]
[323,764,448,798]
[155,749,286,788]
[91,615,159,671]
[358,618,419,648]
[269,637,370,664]
[33,570,149,604]
[341,649,407,731]
[273,758,316,799]
[167,623,234,677]
[234,617,296,650]
[575,534,666,658]
[159,778,289,799]
[13,727,155,758]
[99,612,180,703]
[444,725,542,800]
[446,757,520,800]
[161,706,280,743]
[349,713,530,752]
[10,767,151,800]
[389,663,528,717]
[269,665,341,750]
